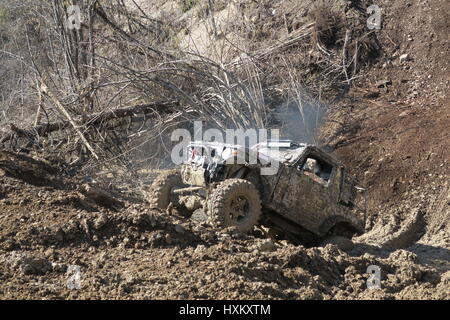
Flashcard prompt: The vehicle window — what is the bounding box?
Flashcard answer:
[299,156,333,183]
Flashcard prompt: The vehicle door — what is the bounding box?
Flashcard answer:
[271,151,338,232]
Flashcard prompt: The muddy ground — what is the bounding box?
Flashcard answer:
[0,150,448,300]
[0,0,449,300]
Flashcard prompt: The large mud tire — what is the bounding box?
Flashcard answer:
[209,179,261,233]
[148,170,183,210]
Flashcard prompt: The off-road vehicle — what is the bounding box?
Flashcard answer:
[149,140,367,246]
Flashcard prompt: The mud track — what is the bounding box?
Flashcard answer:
[0,152,448,299]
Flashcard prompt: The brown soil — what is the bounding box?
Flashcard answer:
[0,0,449,300]
[0,147,448,300]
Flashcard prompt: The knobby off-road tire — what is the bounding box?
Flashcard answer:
[148,170,183,210]
[209,179,261,233]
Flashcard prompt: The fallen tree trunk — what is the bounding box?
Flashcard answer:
[41,82,100,160]
[0,100,177,144]
[78,183,124,210]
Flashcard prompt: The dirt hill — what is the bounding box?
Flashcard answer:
[0,0,448,300]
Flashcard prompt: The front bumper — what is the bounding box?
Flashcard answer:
[181,163,207,186]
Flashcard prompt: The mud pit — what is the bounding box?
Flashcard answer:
[0,152,448,300]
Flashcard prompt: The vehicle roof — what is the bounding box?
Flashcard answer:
[252,141,308,165]
[187,141,243,149]
[186,140,342,166]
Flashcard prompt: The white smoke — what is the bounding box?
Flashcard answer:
[272,96,327,145]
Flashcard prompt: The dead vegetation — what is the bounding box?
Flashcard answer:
[0,0,448,300]
[0,0,382,175]
[311,1,344,49]
[0,153,448,299]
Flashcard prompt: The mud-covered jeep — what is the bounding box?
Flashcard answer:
[149,140,366,245]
